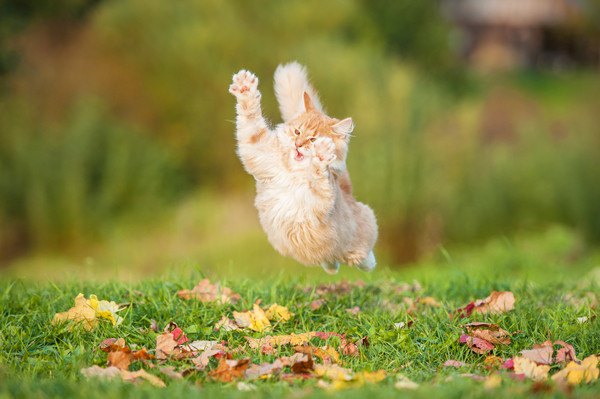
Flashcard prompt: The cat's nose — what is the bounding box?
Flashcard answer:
[295,138,304,148]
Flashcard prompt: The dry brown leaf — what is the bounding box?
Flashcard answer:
[521,343,554,365]
[191,349,223,370]
[291,354,315,375]
[155,333,178,360]
[460,322,510,354]
[120,369,166,387]
[108,351,132,370]
[294,345,340,364]
[209,358,251,382]
[454,291,515,318]
[177,279,240,304]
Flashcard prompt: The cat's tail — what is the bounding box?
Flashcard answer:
[274,61,323,122]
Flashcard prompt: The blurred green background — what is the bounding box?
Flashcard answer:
[1,0,599,281]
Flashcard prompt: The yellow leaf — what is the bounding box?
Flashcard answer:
[52,293,97,331]
[314,364,353,381]
[513,356,550,381]
[265,304,293,322]
[233,304,271,332]
[552,355,599,385]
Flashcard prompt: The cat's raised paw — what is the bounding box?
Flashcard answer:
[229,70,259,98]
[312,137,336,165]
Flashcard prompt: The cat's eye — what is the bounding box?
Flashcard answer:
[294,129,301,136]
[309,137,316,142]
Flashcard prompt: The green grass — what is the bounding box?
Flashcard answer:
[1,243,599,398]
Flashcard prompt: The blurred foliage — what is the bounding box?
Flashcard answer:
[0,99,182,257]
[0,0,599,266]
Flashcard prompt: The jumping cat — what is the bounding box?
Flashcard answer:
[228,63,377,274]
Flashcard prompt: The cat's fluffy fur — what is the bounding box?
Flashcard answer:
[228,63,378,274]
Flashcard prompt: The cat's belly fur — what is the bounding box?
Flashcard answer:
[254,180,349,265]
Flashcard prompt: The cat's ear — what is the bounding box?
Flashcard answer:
[331,118,354,139]
[303,91,316,112]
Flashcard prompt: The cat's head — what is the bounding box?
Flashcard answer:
[285,92,353,163]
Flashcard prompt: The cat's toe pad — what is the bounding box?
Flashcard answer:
[229,70,259,97]
[313,137,336,164]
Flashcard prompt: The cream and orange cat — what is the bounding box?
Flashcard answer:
[228,62,377,274]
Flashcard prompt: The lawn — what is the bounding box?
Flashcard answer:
[1,232,599,398]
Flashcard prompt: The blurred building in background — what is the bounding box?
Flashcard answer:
[445,0,598,71]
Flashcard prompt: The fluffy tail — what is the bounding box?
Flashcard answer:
[273,61,323,122]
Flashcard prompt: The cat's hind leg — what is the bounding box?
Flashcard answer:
[320,261,340,275]
[357,251,376,272]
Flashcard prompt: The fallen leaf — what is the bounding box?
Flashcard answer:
[310,299,327,310]
[80,365,121,380]
[81,366,165,388]
[551,355,599,385]
[186,340,219,351]
[120,369,166,387]
[177,279,240,304]
[245,360,284,379]
[443,360,466,368]
[484,373,502,389]
[246,332,316,349]
[294,345,340,364]
[521,343,554,365]
[236,382,257,391]
[159,366,183,380]
[314,364,353,381]
[483,356,504,369]
[156,332,178,360]
[52,294,98,331]
[346,306,361,315]
[265,304,293,322]
[460,334,495,354]
[394,375,419,390]
[513,356,550,381]
[233,304,271,332]
[460,323,511,354]
[341,342,359,357]
[192,348,223,370]
[554,340,577,364]
[356,370,386,383]
[214,316,239,331]
[108,351,131,370]
[291,354,314,375]
[209,358,250,382]
[454,291,515,318]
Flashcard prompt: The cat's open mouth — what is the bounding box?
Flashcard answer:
[294,149,304,161]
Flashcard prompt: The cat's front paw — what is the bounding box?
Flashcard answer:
[312,137,336,165]
[229,70,259,99]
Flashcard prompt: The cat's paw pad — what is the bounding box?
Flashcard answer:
[229,70,259,98]
[313,137,336,164]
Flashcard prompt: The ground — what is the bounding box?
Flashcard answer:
[1,229,599,398]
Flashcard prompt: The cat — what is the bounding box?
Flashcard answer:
[228,64,377,274]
